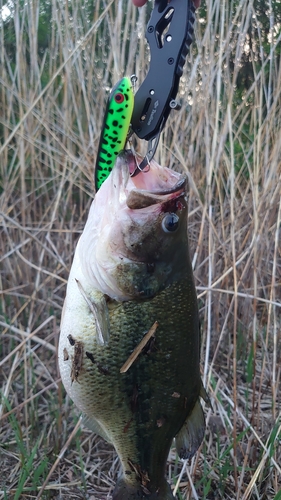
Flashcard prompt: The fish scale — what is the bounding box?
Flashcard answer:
[59,270,201,498]
[59,151,208,500]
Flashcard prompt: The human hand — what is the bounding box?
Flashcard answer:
[132,0,201,8]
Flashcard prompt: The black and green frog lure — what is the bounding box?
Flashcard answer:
[95,77,134,191]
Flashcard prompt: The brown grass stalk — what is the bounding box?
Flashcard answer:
[1,0,280,498]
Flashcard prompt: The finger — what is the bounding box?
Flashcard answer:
[131,0,147,6]
[132,0,200,9]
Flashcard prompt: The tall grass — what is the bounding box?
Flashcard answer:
[1,0,280,498]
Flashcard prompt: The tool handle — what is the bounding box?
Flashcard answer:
[131,0,195,141]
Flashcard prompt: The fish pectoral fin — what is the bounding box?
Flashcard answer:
[175,400,205,460]
[75,279,110,345]
[82,413,112,443]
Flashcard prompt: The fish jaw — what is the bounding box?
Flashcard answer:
[77,150,190,302]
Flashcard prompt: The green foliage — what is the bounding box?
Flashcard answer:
[2,396,49,499]
[273,490,281,500]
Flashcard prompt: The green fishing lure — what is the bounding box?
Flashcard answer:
[95,77,134,191]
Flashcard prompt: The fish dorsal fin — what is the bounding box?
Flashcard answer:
[175,400,205,459]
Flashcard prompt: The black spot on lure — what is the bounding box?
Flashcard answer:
[95,77,134,191]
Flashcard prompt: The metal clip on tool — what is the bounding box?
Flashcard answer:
[131,0,196,173]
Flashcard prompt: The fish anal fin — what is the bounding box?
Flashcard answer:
[82,413,112,443]
[175,399,205,460]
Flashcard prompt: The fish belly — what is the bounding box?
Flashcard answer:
[59,260,201,497]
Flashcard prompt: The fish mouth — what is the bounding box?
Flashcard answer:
[117,150,187,210]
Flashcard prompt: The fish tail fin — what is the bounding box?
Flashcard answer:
[112,478,174,500]
[175,398,206,459]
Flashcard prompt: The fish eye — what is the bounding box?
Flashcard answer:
[162,213,179,233]
[114,92,125,103]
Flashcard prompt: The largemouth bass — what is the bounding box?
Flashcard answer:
[59,150,208,500]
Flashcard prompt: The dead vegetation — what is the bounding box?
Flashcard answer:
[0,0,280,498]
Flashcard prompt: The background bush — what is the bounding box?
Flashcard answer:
[0,0,280,498]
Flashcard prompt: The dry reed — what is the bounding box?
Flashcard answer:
[0,0,280,498]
